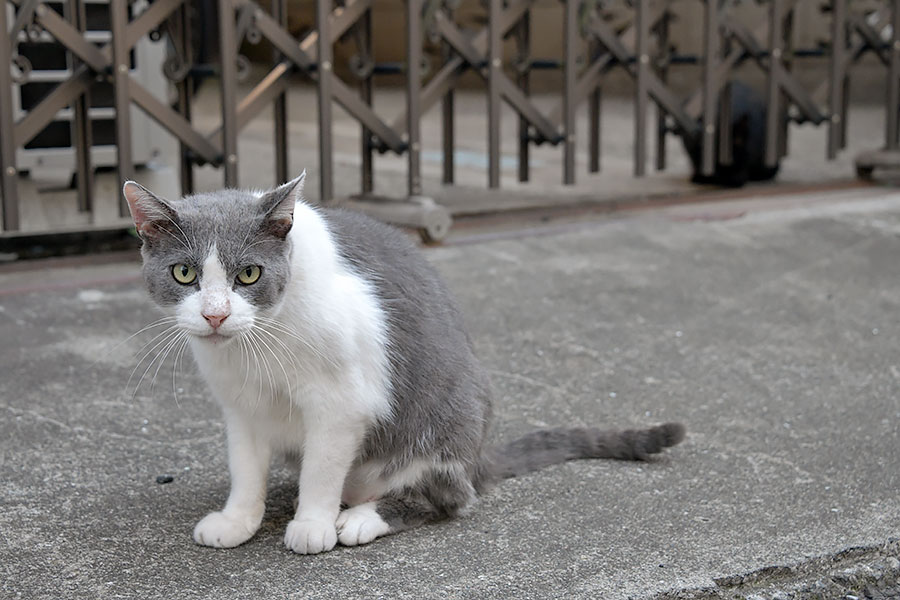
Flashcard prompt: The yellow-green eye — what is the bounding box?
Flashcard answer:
[172,264,197,284]
[237,265,261,285]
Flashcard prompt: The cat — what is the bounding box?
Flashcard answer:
[683,80,780,188]
[123,172,685,554]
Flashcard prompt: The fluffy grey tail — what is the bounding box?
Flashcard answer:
[488,422,686,480]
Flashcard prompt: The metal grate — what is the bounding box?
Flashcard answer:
[8,0,165,179]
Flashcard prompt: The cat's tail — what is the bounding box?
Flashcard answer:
[486,422,686,480]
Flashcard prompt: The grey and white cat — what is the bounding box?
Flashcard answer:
[123,173,685,554]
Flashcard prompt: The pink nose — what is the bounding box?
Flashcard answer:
[203,313,229,329]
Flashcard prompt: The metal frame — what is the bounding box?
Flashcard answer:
[2,0,899,237]
[855,0,900,178]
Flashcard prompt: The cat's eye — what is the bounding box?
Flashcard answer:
[172,264,197,285]
[237,265,261,285]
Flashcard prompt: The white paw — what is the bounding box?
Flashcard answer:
[193,511,259,548]
[336,503,391,547]
[283,518,338,554]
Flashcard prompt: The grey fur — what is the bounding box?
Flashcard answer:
[322,208,685,532]
[129,182,686,541]
[125,183,297,310]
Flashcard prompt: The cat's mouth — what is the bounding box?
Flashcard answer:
[198,332,233,345]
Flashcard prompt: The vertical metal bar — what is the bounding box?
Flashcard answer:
[316,0,334,203]
[487,0,501,189]
[441,5,455,185]
[0,0,20,231]
[827,0,845,160]
[219,0,239,187]
[717,80,733,165]
[701,0,719,176]
[839,72,849,150]
[765,0,783,168]
[563,0,577,184]
[110,0,133,216]
[406,0,422,197]
[515,9,530,183]
[360,6,374,194]
[887,0,900,149]
[176,0,195,194]
[779,6,793,159]
[273,0,288,184]
[634,0,649,177]
[70,0,93,214]
[589,86,601,173]
[655,8,669,172]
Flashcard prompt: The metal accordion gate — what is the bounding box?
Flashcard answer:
[1,0,899,241]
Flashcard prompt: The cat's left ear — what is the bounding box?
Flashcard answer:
[259,170,305,239]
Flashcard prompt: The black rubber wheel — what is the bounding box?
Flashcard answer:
[856,165,875,180]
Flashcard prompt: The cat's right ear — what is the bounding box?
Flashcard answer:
[123,181,178,242]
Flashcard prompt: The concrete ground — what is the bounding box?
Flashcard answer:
[2,184,900,599]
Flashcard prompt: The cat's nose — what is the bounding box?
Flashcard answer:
[203,312,229,329]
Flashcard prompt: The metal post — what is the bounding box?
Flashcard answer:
[176,0,195,194]
[717,80,733,166]
[440,49,455,182]
[563,0,577,184]
[273,0,289,184]
[316,0,334,203]
[516,10,530,183]
[828,0,845,160]
[589,85,601,173]
[70,0,93,214]
[0,0,20,231]
[779,6,793,159]
[634,0,649,176]
[219,0,239,187]
[588,26,601,174]
[701,0,719,176]
[440,3,456,185]
[360,6,374,194]
[655,8,670,172]
[487,0,501,189]
[406,0,422,197]
[765,0,783,168]
[110,0,134,216]
[887,0,900,150]
[840,69,849,150]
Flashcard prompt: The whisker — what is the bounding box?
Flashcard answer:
[149,331,187,394]
[233,335,252,402]
[92,317,178,368]
[171,334,191,407]
[131,323,181,363]
[254,317,340,370]
[157,224,192,254]
[130,329,182,401]
[243,332,265,411]
[251,326,294,408]
[247,331,277,411]
[254,333,280,411]
[254,326,299,367]
[125,326,180,398]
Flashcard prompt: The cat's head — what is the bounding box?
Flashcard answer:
[123,173,305,345]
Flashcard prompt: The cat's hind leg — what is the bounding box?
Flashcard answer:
[336,464,476,547]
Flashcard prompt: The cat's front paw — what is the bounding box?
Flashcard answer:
[284,518,337,554]
[193,511,259,548]
[336,503,391,546]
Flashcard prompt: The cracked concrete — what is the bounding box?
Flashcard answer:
[1,186,900,599]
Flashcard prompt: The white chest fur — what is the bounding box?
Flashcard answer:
[185,202,394,453]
